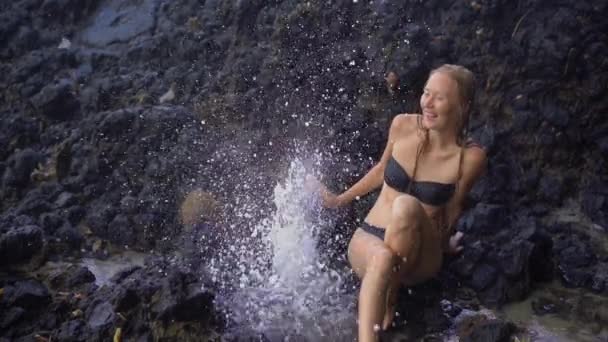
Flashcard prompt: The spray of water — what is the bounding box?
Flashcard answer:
[210,156,357,340]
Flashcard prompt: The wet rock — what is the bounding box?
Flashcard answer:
[531,295,570,316]
[30,79,80,121]
[85,203,115,237]
[15,192,51,216]
[49,264,96,289]
[0,225,43,266]
[451,240,487,277]
[558,265,590,288]
[460,318,515,342]
[107,214,135,246]
[80,0,159,46]
[55,222,84,249]
[151,270,214,322]
[39,212,63,234]
[1,279,51,310]
[537,174,563,204]
[41,0,100,25]
[2,148,43,188]
[54,191,77,209]
[591,263,608,294]
[497,240,533,277]
[111,285,140,312]
[559,243,595,269]
[65,205,86,226]
[542,100,570,128]
[0,307,25,330]
[581,179,608,229]
[55,319,88,342]
[87,301,116,331]
[440,299,462,318]
[460,203,508,235]
[470,263,498,291]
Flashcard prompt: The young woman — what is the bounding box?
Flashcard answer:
[319,64,487,341]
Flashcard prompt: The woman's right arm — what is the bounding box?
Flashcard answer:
[326,114,412,207]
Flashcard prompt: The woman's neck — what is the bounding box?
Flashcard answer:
[426,128,457,150]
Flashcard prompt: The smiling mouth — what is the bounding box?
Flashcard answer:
[424,111,438,120]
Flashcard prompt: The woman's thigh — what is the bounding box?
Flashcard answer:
[383,195,443,285]
[347,228,387,279]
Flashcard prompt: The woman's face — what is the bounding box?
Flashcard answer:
[420,72,461,132]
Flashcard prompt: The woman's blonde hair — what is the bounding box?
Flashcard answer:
[428,64,475,144]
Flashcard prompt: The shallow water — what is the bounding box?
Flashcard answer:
[80,251,147,286]
[500,282,608,342]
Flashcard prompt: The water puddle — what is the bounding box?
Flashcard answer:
[80,250,147,286]
[500,281,608,341]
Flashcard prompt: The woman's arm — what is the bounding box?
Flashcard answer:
[325,114,413,207]
[443,145,487,251]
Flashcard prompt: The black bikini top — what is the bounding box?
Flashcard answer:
[384,156,456,206]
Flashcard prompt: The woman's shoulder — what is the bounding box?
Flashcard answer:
[391,113,420,133]
[461,139,487,173]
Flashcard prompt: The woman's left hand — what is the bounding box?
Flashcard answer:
[447,231,464,254]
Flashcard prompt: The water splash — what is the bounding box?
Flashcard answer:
[211,156,357,340]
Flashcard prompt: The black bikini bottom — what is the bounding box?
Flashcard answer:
[361,221,386,241]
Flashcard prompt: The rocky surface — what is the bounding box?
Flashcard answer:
[1,0,607,340]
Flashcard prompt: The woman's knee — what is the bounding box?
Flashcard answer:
[367,247,397,275]
[391,194,422,222]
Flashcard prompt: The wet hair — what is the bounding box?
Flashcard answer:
[410,64,476,245]
[419,64,475,145]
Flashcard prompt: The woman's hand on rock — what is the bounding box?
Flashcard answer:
[447,231,464,255]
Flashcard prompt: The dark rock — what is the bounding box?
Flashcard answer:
[109,265,141,283]
[470,263,498,291]
[30,79,80,121]
[558,264,590,288]
[0,307,25,330]
[41,0,100,25]
[461,319,515,342]
[151,270,214,322]
[107,214,135,246]
[542,100,569,128]
[558,241,595,269]
[55,319,88,342]
[39,212,63,234]
[85,203,115,237]
[49,264,96,289]
[87,301,116,331]
[2,279,51,310]
[537,174,563,204]
[480,275,508,308]
[15,193,51,216]
[110,285,140,312]
[54,191,77,208]
[119,195,138,214]
[497,240,533,277]
[460,203,508,235]
[0,225,43,266]
[440,299,462,318]
[80,0,158,47]
[451,240,487,277]
[590,263,608,294]
[2,148,43,188]
[65,205,86,225]
[55,222,84,248]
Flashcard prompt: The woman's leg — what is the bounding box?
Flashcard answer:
[358,194,430,341]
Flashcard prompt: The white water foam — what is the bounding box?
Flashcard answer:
[212,157,357,341]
